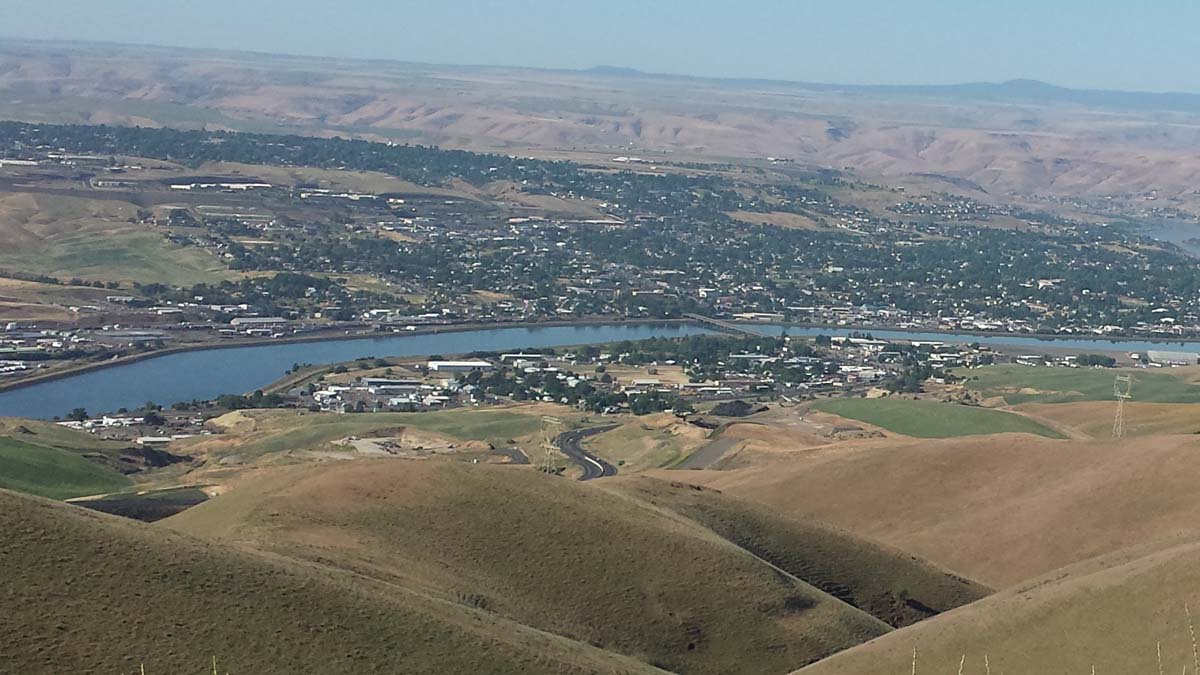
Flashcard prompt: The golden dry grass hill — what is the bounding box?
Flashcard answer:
[0,487,666,675]
[670,433,1200,588]
[163,460,988,675]
[606,478,990,627]
[794,540,1200,675]
[165,461,882,675]
[14,388,1200,672]
[10,40,1200,209]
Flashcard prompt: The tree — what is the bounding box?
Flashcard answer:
[1077,353,1116,368]
[67,408,88,422]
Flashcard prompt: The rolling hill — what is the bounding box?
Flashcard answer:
[796,539,1200,675]
[0,418,163,499]
[0,192,229,286]
[165,460,896,675]
[8,39,1200,208]
[0,436,131,498]
[671,433,1200,587]
[0,487,667,675]
[607,477,991,627]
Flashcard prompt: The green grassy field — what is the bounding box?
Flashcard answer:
[0,230,230,286]
[0,437,131,499]
[587,416,707,471]
[0,192,231,286]
[397,408,546,441]
[959,364,1200,405]
[812,398,1065,439]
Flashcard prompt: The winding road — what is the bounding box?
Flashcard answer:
[554,425,619,481]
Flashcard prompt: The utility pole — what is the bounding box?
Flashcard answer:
[540,416,561,474]
[1113,374,1133,438]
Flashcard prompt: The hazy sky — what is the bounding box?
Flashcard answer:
[5,0,1199,92]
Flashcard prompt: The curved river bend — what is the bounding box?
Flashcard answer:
[4,321,1200,420]
[0,324,708,420]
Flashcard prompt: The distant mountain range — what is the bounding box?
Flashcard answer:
[585,65,1200,113]
[5,38,1200,204]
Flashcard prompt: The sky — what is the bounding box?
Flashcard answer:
[4,0,1200,93]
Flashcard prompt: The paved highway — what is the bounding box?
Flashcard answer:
[554,425,619,481]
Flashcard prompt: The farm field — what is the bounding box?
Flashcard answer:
[811,397,1065,438]
[960,364,1200,405]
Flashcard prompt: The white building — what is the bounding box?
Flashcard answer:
[427,360,493,373]
[230,317,289,328]
[1147,351,1199,366]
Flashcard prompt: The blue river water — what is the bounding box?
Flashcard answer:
[0,323,709,420]
[751,325,1200,353]
[4,321,1200,420]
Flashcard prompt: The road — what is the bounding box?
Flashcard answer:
[554,425,619,481]
[492,447,530,464]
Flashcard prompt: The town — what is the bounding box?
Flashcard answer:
[4,121,1200,391]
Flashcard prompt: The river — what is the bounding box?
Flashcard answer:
[749,325,1200,353]
[4,321,1200,420]
[0,323,708,420]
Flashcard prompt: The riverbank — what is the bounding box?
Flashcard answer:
[5,317,1198,396]
[0,322,711,420]
[762,322,1200,348]
[0,318,693,394]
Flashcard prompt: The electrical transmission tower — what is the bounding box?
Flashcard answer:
[540,416,562,474]
[1113,374,1133,438]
